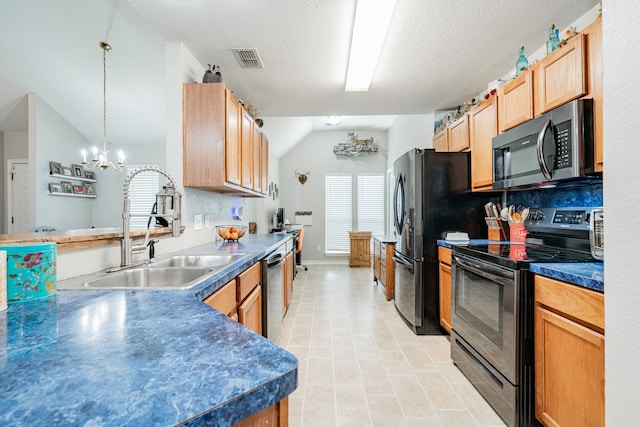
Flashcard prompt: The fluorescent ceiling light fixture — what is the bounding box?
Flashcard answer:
[345,0,397,91]
[325,116,342,125]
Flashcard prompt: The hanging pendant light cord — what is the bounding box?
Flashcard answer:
[101,41,111,153]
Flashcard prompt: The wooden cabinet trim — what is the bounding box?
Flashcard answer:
[438,246,452,265]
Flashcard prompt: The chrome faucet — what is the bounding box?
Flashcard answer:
[121,167,182,267]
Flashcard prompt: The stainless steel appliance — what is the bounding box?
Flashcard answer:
[589,208,604,260]
[450,206,601,427]
[493,99,600,190]
[261,238,292,343]
[392,148,496,334]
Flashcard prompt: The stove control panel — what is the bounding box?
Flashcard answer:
[525,206,601,233]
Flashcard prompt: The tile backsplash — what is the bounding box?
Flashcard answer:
[508,183,603,208]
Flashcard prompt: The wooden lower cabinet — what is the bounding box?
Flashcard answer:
[372,237,395,300]
[203,261,263,334]
[239,285,262,335]
[437,246,452,333]
[234,397,288,427]
[283,251,294,316]
[534,274,604,427]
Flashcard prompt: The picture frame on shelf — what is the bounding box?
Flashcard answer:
[49,161,62,175]
[73,185,85,194]
[83,183,95,195]
[72,164,85,178]
[61,181,73,193]
[84,170,95,180]
[62,166,73,177]
[49,182,63,193]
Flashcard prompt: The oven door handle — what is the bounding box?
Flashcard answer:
[453,254,513,281]
[392,252,414,266]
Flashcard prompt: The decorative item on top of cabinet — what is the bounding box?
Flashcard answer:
[437,246,452,333]
[372,236,395,301]
[534,274,604,427]
[469,96,498,191]
[183,82,268,197]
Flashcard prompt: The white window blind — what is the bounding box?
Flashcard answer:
[127,165,161,229]
[325,174,352,252]
[357,173,385,236]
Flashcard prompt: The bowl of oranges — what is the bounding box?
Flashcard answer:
[216,225,247,241]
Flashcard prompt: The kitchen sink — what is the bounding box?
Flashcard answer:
[151,254,246,268]
[77,267,214,290]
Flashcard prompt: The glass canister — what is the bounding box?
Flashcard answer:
[0,243,57,304]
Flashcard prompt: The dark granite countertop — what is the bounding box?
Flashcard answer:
[0,234,298,426]
[437,239,604,293]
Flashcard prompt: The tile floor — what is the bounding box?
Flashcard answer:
[278,265,507,427]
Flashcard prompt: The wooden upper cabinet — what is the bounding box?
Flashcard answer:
[432,129,448,152]
[260,134,269,194]
[225,89,242,185]
[240,110,254,189]
[583,16,603,172]
[469,97,498,191]
[183,83,226,188]
[253,126,261,192]
[498,70,534,133]
[534,32,587,115]
[183,82,268,197]
[448,114,470,152]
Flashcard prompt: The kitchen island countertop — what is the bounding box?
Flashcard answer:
[0,234,297,426]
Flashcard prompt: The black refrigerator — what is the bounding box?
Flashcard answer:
[392,148,496,335]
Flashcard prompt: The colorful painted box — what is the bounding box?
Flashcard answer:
[0,243,57,304]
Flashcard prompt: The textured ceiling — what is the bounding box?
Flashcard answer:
[0,0,600,157]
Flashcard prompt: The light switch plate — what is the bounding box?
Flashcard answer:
[204,214,210,229]
[194,214,203,231]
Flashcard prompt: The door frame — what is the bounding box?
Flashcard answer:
[6,158,29,233]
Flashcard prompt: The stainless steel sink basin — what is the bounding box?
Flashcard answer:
[151,254,246,268]
[72,267,214,290]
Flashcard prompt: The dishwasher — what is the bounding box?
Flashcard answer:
[261,240,290,343]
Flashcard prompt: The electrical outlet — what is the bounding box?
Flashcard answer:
[194,214,203,231]
[316,245,321,252]
[204,214,210,229]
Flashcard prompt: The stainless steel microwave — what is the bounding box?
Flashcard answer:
[492,99,598,190]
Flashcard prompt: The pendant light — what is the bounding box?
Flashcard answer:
[81,41,125,171]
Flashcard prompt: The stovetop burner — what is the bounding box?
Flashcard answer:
[453,242,597,269]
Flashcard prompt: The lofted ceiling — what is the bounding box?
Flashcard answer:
[0,0,599,158]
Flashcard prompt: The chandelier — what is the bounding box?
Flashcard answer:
[81,41,125,171]
[333,132,379,156]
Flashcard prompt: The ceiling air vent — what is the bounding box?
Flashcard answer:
[231,48,264,69]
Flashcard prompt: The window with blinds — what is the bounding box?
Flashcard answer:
[325,173,385,253]
[357,173,385,237]
[325,174,352,252]
[127,165,161,229]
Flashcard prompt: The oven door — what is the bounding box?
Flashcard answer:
[451,252,520,384]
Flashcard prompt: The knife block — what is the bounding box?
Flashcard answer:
[487,219,509,241]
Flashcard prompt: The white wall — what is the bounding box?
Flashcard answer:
[603,3,640,424]
[279,130,388,262]
[386,114,435,167]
